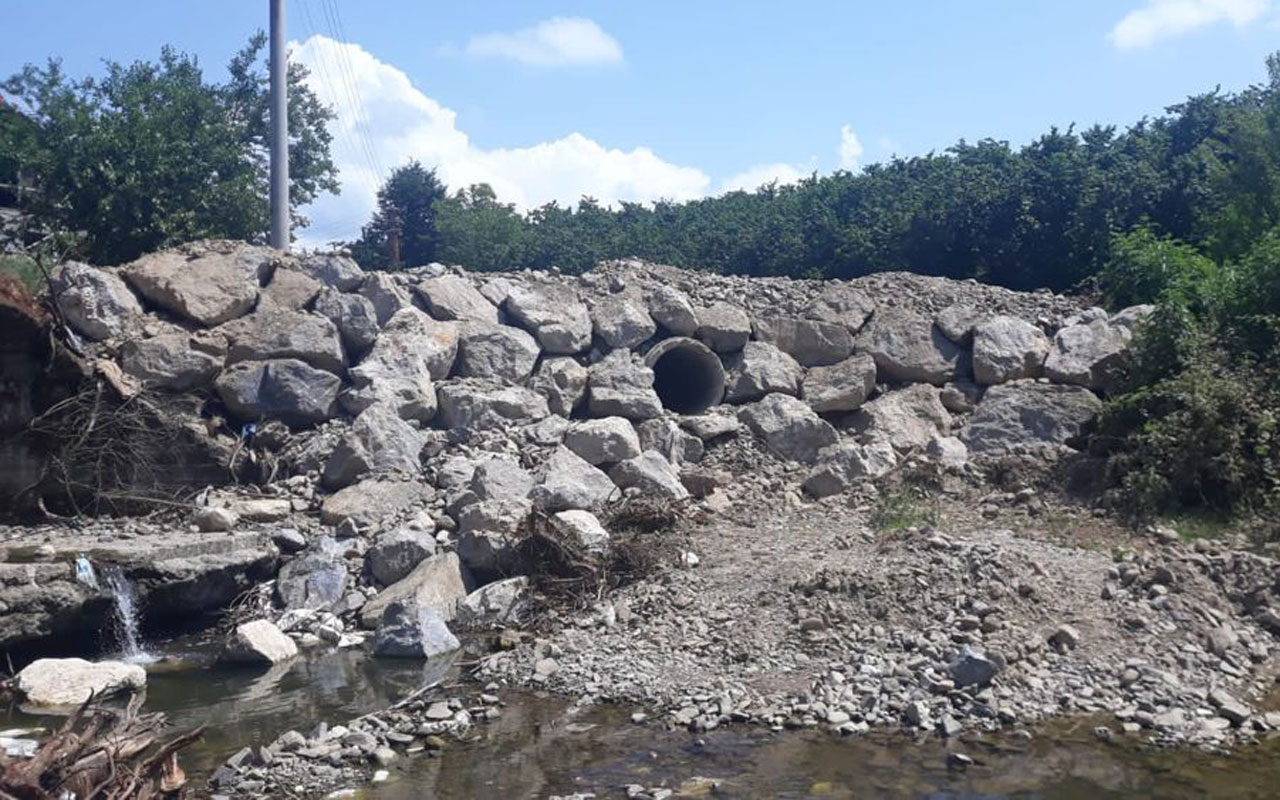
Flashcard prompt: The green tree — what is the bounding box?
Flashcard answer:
[435,183,526,270]
[352,161,447,269]
[0,34,338,264]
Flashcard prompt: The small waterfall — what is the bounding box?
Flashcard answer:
[102,566,157,664]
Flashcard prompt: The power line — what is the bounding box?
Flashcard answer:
[316,0,387,181]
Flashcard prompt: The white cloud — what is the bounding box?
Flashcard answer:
[838,124,864,170]
[461,17,623,67]
[291,35,707,245]
[1109,0,1270,49]
[718,162,808,193]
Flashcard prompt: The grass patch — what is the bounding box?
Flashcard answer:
[0,254,45,295]
[870,486,939,533]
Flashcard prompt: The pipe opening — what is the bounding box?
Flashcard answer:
[644,337,726,415]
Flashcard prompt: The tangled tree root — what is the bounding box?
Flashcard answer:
[0,694,202,799]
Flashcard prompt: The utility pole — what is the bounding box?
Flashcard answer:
[269,0,289,250]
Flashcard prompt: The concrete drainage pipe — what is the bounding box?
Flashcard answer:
[643,337,726,414]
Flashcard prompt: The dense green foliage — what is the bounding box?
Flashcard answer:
[0,34,338,265]
[350,161,446,269]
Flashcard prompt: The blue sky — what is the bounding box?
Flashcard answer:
[5,0,1280,244]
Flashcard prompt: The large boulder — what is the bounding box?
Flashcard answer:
[51,262,143,341]
[123,248,264,327]
[586,350,663,420]
[808,285,875,333]
[275,541,348,611]
[563,417,642,466]
[1110,304,1156,330]
[1043,320,1132,392]
[646,284,699,335]
[738,394,838,464]
[320,477,432,528]
[414,275,499,324]
[802,438,898,498]
[322,405,425,490]
[215,358,341,427]
[935,303,987,344]
[456,497,532,575]
[222,620,298,665]
[454,321,541,383]
[723,341,803,403]
[359,273,413,325]
[373,599,460,659]
[550,509,610,552]
[609,451,690,501]
[366,525,437,587]
[531,446,618,511]
[437,380,549,430]
[221,309,346,375]
[636,418,704,465]
[313,288,379,356]
[342,307,455,422]
[972,316,1050,386]
[260,267,322,311]
[294,253,364,291]
[531,357,589,417]
[856,307,961,385]
[752,315,855,367]
[503,283,592,354]
[16,658,146,706]
[851,384,951,452]
[120,330,224,390]
[695,301,751,353]
[591,296,656,349]
[366,307,457,380]
[802,353,877,413]
[467,458,536,501]
[961,381,1103,454]
[360,551,468,628]
[456,577,528,627]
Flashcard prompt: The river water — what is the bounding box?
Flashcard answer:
[5,635,1280,798]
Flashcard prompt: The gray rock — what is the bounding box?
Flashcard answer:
[802,353,878,413]
[695,301,752,353]
[591,296,656,349]
[752,315,855,367]
[273,529,309,554]
[468,458,535,501]
[123,248,263,327]
[223,620,298,665]
[16,658,146,706]
[221,309,346,375]
[313,288,379,356]
[723,341,802,403]
[294,253,364,291]
[414,275,499,324]
[550,509,611,552]
[851,384,951,452]
[343,307,456,421]
[437,380,550,430]
[322,404,425,490]
[635,418,704,465]
[940,380,982,414]
[503,283,592,354]
[802,438,898,497]
[120,330,224,390]
[456,577,528,627]
[454,321,541,383]
[961,380,1102,454]
[738,394,838,464]
[856,307,961,385]
[609,451,690,501]
[193,506,239,532]
[586,350,663,420]
[1044,320,1132,392]
[531,446,618,511]
[373,599,460,659]
[366,528,437,587]
[531,357,589,417]
[972,316,1050,385]
[320,477,432,529]
[808,285,875,333]
[1110,304,1156,330]
[646,284,699,335]
[949,648,1000,688]
[363,306,457,381]
[215,359,341,427]
[51,262,142,341]
[360,551,468,627]
[926,435,969,469]
[359,273,412,325]
[678,413,741,441]
[276,542,348,611]
[935,303,987,344]
[260,267,322,311]
[564,417,642,465]
[456,497,532,574]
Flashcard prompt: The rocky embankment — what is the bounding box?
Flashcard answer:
[8,240,1280,795]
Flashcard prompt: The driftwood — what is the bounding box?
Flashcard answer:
[0,693,203,800]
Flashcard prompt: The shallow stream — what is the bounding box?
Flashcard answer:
[6,634,1280,798]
